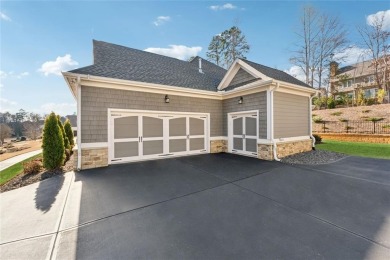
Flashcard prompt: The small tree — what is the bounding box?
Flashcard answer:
[0,123,12,145]
[377,89,387,104]
[42,113,65,170]
[64,119,75,147]
[57,116,70,150]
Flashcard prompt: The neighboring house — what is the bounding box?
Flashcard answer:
[61,115,78,137]
[330,57,390,100]
[63,40,316,170]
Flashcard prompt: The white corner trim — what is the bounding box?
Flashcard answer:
[210,136,228,141]
[81,142,109,149]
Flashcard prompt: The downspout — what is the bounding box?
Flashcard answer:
[270,82,281,161]
[309,93,317,150]
[77,76,82,170]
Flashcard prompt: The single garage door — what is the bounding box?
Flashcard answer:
[109,110,209,163]
[228,110,258,157]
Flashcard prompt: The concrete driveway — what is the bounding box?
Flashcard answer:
[1,153,390,259]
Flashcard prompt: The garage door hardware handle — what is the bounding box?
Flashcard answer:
[111,159,122,161]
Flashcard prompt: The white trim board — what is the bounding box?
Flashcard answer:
[209,136,228,141]
[81,143,108,149]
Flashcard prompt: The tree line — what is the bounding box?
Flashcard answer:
[204,6,389,100]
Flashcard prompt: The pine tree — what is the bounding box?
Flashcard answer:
[206,35,225,66]
[57,115,70,150]
[42,112,65,170]
[64,119,75,147]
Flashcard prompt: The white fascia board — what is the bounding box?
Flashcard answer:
[275,80,318,95]
[237,60,271,81]
[217,60,241,90]
[62,72,77,100]
[218,59,272,91]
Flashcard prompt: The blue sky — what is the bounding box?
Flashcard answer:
[1,1,389,116]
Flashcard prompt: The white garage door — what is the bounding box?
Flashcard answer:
[228,111,258,157]
[109,110,209,163]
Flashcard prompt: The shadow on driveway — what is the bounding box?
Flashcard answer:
[35,174,65,212]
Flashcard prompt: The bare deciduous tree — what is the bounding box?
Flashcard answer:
[0,123,12,145]
[24,113,42,140]
[290,6,348,90]
[358,12,390,96]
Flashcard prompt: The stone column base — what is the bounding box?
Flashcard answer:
[73,147,109,170]
[257,139,312,160]
[210,140,228,153]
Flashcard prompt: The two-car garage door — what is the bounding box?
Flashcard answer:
[109,110,209,163]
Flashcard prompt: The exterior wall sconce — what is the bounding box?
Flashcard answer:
[238,96,243,104]
[165,95,170,103]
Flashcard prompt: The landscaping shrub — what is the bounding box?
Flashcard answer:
[339,118,348,122]
[377,89,387,104]
[57,116,71,150]
[361,109,371,113]
[327,97,336,109]
[331,111,342,116]
[42,112,65,170]
[366,98,376,106]
[313,134,322,144]
[312,116,324,123]
[65,149,71,163]
[366,117,384,122]
[23,160,42,175]
[383,125,390,129]
[64,119,75,147]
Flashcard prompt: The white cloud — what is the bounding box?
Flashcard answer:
[144,45,202,60]
[0,71,7,79]
[210,3,237,11]
[333,46,371,66]
[153,16,171,26]
[38,54,78,76]
[367,10,390,30]
[40,102,76,116]
[16,72,29,79]
[0,12,11,21]
[0,98,17,112]
[284,66,306,82]
[0,70,29,79]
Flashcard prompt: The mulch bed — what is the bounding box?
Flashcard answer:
[0,155,75,193]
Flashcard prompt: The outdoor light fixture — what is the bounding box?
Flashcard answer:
[165,95,170,103]
[238,96,243,104]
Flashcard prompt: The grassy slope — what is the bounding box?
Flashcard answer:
[0,154,42,185]
[317,140,390,159]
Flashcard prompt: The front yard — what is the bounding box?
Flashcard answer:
[317,140,390,159]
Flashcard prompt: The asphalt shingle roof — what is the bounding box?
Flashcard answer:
[69,40,311,92]
[69,40,226,91]
[242,60,312,88]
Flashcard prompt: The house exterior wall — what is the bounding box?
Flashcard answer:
[273,92,309,138]
[228,68,255,87]
[80,86,223,143]
[222,91,267,139]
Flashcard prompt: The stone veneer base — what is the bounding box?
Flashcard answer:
[210,140,228,153]
[74,139,312,170]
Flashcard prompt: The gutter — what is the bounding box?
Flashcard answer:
[309,93,317,150]
[76,76,82,170]
[270,82,281,161]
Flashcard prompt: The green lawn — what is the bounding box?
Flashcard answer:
[317,140,390,159]
[0,153,42,185]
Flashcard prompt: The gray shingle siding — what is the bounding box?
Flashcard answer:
[81,86,223,143]
[228,68,256,88]
[273,92,309,138]
[222,92,267,138]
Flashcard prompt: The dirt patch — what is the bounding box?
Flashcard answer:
[0,140,42,161]
[0,155,74,193]
[312,104,390,122]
